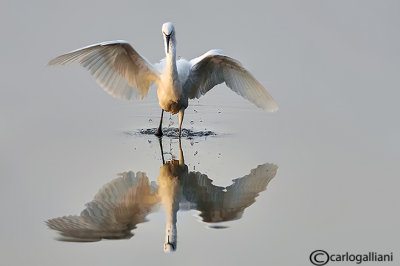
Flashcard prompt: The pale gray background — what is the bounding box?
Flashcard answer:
[1,0,399,265]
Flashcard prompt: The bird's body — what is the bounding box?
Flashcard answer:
[49,22,278,136]
[156,59,188,115]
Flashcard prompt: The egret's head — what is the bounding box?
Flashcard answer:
[164,236,176,253]
[162,22,175,36]
[164,241,176,253]
[162,22,175,54]
[163,225,177,253]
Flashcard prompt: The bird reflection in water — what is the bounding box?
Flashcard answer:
[47,139,278,252]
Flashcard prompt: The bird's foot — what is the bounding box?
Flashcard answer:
[155,128,163,137]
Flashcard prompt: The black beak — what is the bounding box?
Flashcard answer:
[166,34,171,53]
[167,235,176,251]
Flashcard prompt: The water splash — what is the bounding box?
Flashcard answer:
[136,128,217,138]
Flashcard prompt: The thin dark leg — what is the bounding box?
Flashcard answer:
[178,138,184,165]
[158,137,165,164]
[178,109,184,137]
[155,109,164,137]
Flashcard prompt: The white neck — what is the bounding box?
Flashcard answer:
[158,163,181,252]
[164,36,178,80]
[164,205,178,252]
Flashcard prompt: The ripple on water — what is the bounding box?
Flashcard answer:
[133,128,217,138]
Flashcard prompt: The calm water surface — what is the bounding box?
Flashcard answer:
[46,138,278,252]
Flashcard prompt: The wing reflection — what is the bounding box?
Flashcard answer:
[47,172,159,242]
[47,139,278,252]
[182,164,276,224]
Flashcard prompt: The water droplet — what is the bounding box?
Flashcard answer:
[194,151,198,156]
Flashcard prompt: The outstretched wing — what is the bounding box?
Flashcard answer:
[184,50,278,112]
[46,171,160,242]
[48,41,160,100]
[182,163,278,223]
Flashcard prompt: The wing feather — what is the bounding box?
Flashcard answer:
[182,163,278,223]
[46,171,160,242]
[184,50,278,112]
[48,41,160,101]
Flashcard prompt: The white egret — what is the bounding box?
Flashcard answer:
[49,22,278,137]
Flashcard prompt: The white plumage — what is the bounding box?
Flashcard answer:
[49,22,278,136]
